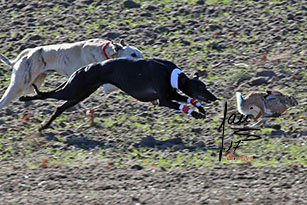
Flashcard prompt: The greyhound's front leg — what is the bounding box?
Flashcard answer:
[187,97,206,115]
[159,99,205,119]
[170,91,206,115]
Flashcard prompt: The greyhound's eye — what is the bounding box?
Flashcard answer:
[250,107,254,110]
[131,53,137,57]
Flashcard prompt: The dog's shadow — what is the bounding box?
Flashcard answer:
[266,129,307,139]
[40,131,211,152]
[41,130,108,150]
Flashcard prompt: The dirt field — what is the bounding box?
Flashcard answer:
[0,0,306,204]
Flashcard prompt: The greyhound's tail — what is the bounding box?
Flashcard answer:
[236,92,245,115]
[0,54,12,66]
[0,49,32,67]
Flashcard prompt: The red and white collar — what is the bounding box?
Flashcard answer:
[102,41,111,59]
[170,68,182,89]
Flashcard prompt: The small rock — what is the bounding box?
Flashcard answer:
[256,70,276,78]
[154,26,169,33]
[192,128,202,134]
[287,13,295,20]
[196,0,205,4]
[140,12,152,17]
[210,152,217,157]
[25,34,43,41]
[248,77,269,86]
[59,122,66,128]
[237,73,252,85]
[131,164,143,170]
[207,41,226,51]
[208,24,222,31]
[145,5,157,11]
[75,0,93,5]
[195,141,205,148]
[22,5,35,11]
[207,7,215,15]
[273,35,282,41]
[5,108,14,115]
[23,101,33,108]
[123,0,140,9]
[105,32,121,39]
[181,40,191,45]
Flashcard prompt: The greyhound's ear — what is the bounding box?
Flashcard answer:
[193,72,200,80]
[112,43,123,52]
[120,39,127,47]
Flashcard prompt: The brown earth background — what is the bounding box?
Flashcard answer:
[0,0,306,204]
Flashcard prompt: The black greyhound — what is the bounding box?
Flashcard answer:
[20,58,217,131]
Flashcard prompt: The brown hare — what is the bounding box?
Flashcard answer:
[236,91,298,129]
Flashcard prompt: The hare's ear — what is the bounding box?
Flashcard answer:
[236,92,245,114]
[193,72,200,80]
[269,90,283,96]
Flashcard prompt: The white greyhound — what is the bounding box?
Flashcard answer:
[0,39,143,109]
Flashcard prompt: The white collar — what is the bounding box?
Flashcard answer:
[170,68,182,89]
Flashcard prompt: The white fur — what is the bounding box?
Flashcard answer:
[170,68,182,89]
[0,39,143,109]
[236,92,245,115]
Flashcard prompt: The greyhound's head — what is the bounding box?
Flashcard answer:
[179,72,218,103]
[110,39,143,59]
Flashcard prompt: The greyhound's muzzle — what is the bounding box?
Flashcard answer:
[197,93,218,103]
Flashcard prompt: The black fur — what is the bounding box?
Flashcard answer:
[20,58,217,131]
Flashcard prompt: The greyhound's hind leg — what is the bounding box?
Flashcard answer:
[24,73,47,94]
[19,84,50,101]
[19,80,70,102]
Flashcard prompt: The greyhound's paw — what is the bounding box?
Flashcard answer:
[198,107,206,115]
[38,125,44,132]
[38,124,48,132]
[191,111,206,119]
[271,112,281,118]
[19,96,28,101]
